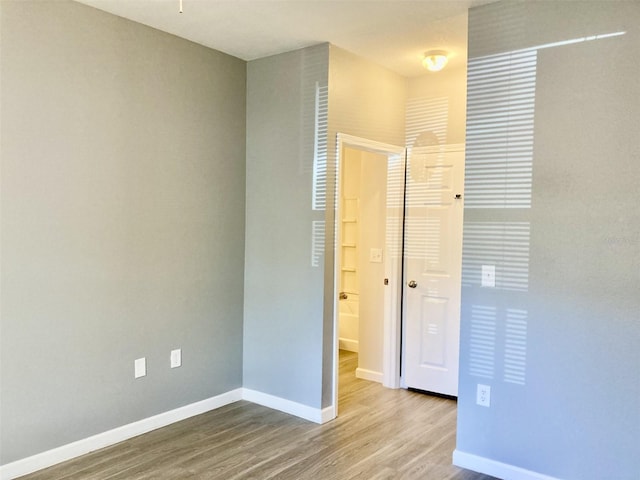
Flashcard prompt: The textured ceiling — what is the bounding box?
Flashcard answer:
[76,0,495,77]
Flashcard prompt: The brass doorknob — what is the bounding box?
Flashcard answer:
[408,280,417,288]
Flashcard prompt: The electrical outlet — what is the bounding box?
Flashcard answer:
[170,349,182,369]
[134,357,146,379]
[477,384,491,407]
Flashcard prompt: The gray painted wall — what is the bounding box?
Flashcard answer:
[0,1,246,464]
[457,2,640,479]
[244,45,329,408]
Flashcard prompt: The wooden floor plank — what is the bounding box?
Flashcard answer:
[18,351,497,479]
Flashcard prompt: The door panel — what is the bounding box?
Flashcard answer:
[423,207,452,275]
[404,145,464,396]
[419,295,448,367]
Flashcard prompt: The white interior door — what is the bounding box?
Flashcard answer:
[403,144,464,396]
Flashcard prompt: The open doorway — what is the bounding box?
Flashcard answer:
[337,145,388,381]
[333,135,466,416]
[333,134,405,415]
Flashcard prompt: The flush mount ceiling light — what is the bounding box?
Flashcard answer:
[422,50,449,72]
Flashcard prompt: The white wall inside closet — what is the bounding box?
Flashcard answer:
[339,147,388,382]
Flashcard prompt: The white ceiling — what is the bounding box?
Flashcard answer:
[76,0,494,78]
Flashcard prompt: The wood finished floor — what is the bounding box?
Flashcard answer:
[19,351,497,479]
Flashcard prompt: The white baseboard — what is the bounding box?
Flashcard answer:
[320,405,336,423]
[356,367,383,383]
[241,388,333,424]
[0,388,337,480]
[0,389,243,480]
[453,450,561,480]
[338,338,359,352]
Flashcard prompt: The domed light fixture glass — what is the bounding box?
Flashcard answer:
[423,50,449,72]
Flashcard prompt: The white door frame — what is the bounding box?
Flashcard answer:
[332,133,406,414]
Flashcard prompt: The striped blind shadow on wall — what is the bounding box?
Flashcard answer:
[462,27,627,390]
[462,221,530,385]
[311,81,328,268]
[468,305,528,386]
[465,29,625,210]
[462,42,536,389]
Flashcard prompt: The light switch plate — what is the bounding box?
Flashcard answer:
[170,349,182,369]
[369,248,383,263]
[134,357,146,379]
